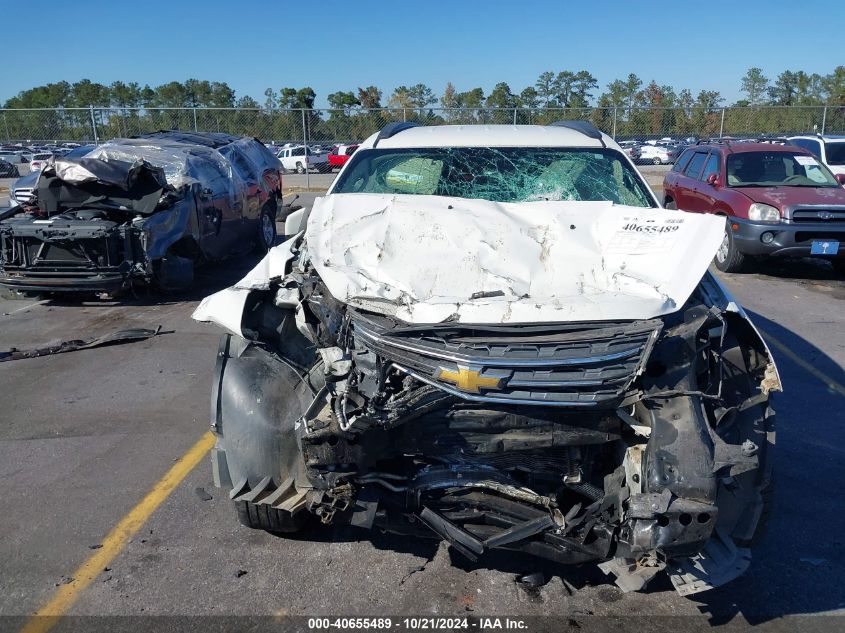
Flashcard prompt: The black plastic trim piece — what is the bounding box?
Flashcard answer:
[372,121,423,147]
[549,120,606,147]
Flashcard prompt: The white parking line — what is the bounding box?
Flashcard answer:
[2,299,49,316]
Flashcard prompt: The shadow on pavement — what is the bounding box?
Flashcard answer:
[691,310,845,624]
[740,256,843,282]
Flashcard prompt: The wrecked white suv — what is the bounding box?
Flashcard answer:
[194,122,780,595]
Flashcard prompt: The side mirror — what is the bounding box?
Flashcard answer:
[835,174,845,186]
[706,173,720,187]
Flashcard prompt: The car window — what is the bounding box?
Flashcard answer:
[219,147,258,184]
[791,138,821,158]
[672,149,694,172]
[236,140,278,172]
[188,155,231,196]
[824,142,845,166]
[726,151,839,187]
[683,152,708,179]
[701,153,720,182]
[292,147,305,157]
[333,147,656,207]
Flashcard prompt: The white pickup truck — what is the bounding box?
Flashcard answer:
[276,144,330,173]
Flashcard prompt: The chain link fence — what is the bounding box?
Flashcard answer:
[2,105,843,146]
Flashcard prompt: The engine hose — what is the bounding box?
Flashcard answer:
[566,481,604,502]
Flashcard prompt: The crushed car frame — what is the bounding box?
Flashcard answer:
[193,122,780,596]
[0,131,282,294]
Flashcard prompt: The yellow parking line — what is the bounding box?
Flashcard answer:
[762,331,845,398]
[20,431,215,633]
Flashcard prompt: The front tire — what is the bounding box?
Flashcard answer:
[256,202,277,253]
[652,156,662,165]
[714,223,746,273]
[295,162,305,174]
[665,199,677,210]
[235,499,307,534]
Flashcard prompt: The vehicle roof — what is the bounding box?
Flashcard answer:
[361,124,612,149]
[134,130,247,148]
[691,142,810,155]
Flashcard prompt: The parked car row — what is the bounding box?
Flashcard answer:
[0,143,85,178]
[618,139,692,165]
[275,143,330,173]
[261,142,363,173]
[9,145,97,205]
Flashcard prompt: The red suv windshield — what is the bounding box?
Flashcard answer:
[726,151,839,188]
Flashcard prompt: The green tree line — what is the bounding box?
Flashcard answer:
[3,67,844,142]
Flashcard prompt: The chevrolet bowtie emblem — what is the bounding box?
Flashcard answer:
[434,365,507,393]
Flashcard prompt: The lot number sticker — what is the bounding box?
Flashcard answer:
[605,217,684,254]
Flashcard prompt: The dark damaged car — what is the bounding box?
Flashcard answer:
[193,123,781,595]
[0,132,283,294]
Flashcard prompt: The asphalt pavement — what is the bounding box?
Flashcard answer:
[0,206,843,633]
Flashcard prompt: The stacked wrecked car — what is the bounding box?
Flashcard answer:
[193,123,781,596]
[0,131,282,294]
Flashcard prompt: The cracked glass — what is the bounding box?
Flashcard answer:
[333,147,655,207]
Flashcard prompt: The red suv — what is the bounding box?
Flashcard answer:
[663,141,845,272]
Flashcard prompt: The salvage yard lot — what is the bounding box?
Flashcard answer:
[1,208,844,632]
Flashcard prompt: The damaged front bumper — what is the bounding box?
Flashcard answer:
[0,222,146,293]
[203,274,779,596]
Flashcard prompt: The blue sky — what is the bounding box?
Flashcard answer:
[2,0,842,107]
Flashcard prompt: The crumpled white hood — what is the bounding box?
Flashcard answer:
[306,193,725,324]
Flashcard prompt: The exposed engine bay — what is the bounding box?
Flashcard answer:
[197,222,779,596]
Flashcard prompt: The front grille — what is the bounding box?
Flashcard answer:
[791,208,845,224]
[353,317,662,407]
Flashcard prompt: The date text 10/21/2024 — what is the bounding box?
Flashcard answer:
[307,617,530,630]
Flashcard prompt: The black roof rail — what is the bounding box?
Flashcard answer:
[373,121,422,147]
[549,120,605,147]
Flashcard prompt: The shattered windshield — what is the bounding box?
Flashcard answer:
[332,147,655,207]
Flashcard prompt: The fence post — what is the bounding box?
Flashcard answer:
[513,108,518,125]
[3,112,9,142]
[403,108,406,122]
[89,105,99,144]
[718,108,726,138]
[612,107,618,140]
[821,106,828,135]
[301,108,310,190]
[193,107,198,132]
